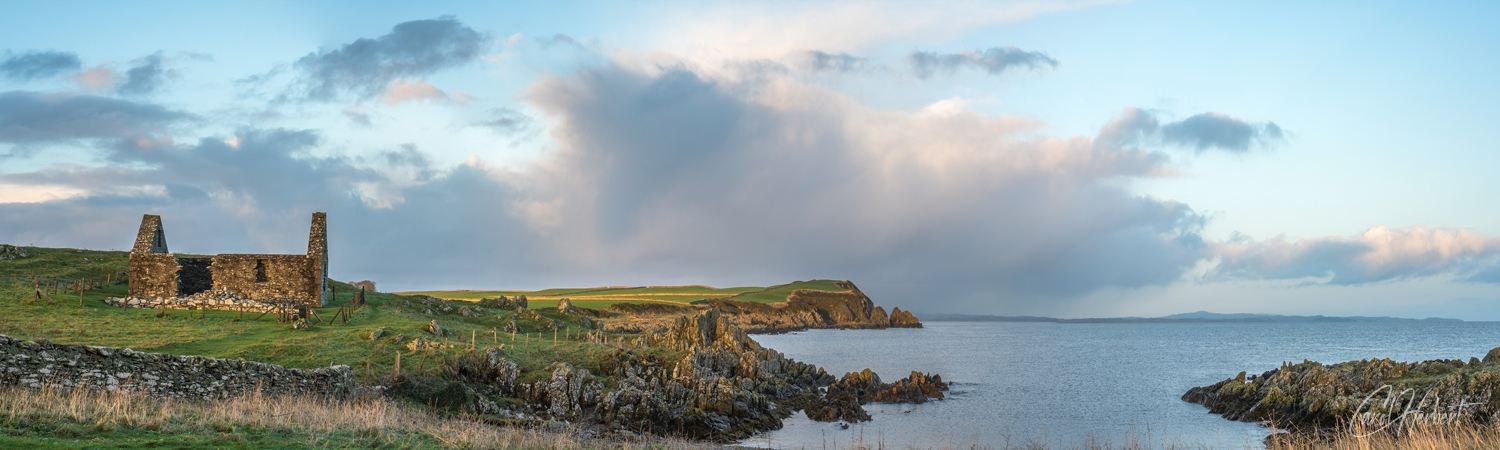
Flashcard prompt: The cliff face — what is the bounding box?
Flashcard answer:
[706,281,922,333]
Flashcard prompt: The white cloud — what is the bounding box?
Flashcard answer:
[381,79,450,104]
[1210,226,1500,285]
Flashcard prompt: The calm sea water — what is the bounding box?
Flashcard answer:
[741,321,1500,449]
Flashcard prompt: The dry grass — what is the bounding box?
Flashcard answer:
[0,386,714,449]
[1267,421,1500,450]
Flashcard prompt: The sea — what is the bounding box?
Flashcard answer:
[739,321,1500,449]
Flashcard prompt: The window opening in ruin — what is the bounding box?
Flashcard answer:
[255,259,269,282]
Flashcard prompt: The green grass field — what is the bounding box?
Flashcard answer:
[403,280,848,308]
[0,245,851,447]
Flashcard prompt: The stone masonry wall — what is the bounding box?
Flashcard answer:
[211,254,318,302]
[128,253,178,299]
[0,335,353,401]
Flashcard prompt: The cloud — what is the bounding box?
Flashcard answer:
[0,91,192,147]
[1096,108,1285,153]
[517,63,1201,304]
[380,79,449,104]
[0,62,1211,311]
[116,52,169,96]
[0,50,82,80]
[73,66,116,91]
[1161,112,1284,153]
[787,50,869,73]
[343,109,372,127]
[468,107,530,134]
[288,16,486,102]
[907,46,1058,79]
[535,34,591,51]
[1209,226,1500,285]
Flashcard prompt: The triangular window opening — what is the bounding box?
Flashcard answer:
[255,259,269,283]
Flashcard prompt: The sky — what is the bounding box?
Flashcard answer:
[2,0,1499,319]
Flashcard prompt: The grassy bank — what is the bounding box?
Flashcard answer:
[0,386,712,449]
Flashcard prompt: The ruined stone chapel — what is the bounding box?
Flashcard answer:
[128,213,329,306]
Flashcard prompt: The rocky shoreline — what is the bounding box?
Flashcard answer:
[397,308,946,441]
[1183,347,1500,439]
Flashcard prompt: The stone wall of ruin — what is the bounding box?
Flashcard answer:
[0,335,353,401]
[127,253,178,299]
[210,254,318,303]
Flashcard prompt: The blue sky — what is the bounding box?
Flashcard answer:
[3,0,1499,319]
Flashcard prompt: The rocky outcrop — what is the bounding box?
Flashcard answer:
[889,307,922,328]
[477,295,528,309]
[872,371,948,403]
[0,244,28,260]
[828,369,949,405]
[1184,349,1500,433]
[707,281,922,333]
[541,310,837,440]
[0,334,352,401]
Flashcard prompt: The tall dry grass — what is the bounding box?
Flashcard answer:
[1266,421,1500,450]
[0,386,713,449]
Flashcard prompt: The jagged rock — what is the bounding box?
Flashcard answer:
[369,329,384,341]
[889,307,922,328]
[427,320,445,336]
[558,298,576,314]
[828,369,948,404]
[872,371,948,403]
[1185,349,1500,432]
[502,321,517,333]
[803,393,871,422]
[828,369,883,399]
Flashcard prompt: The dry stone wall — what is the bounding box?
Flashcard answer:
[0,335,352,401]
[106,290,279,312]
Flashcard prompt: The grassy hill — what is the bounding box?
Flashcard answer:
[403,280,848,310]
[0,246,850,382]
[0,245,864,447]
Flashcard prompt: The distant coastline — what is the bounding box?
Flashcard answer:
[917,310,1467,323]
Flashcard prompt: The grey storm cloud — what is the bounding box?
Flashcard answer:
[289,16,485,102]
[0,50,82,80]
[0,91,192,146]
[1161,112,1284,153]
[115,53,169,96]
[516,64,1204,308]
[907,46,1058,79]
[1208,226,1500,285]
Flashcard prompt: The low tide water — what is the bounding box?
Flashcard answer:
[741,321,1500,449]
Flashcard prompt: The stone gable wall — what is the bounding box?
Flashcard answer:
[0,335,352,401]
